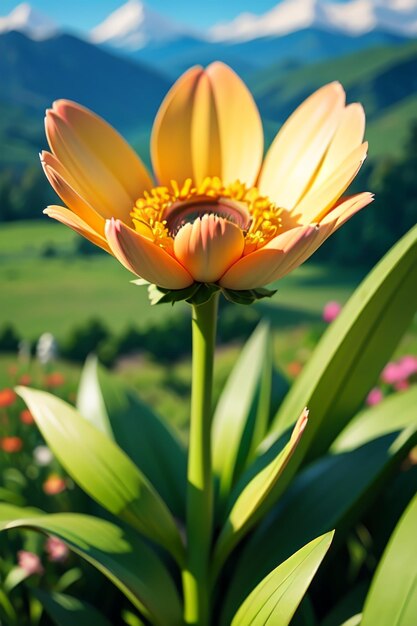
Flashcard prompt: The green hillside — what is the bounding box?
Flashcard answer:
[250,38,417,158]
[0,220,363,342]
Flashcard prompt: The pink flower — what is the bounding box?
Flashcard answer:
[366,387,384,406]
[381,362,403,385]
[394,380,410,392]
[398,356,417,379]
[17,551,44,576]
[45,536,69,562]
[323,301,342,323]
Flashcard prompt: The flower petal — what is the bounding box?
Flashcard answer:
[44,206,111,253]
[174,214,244,283]
[258,82,345,209]
[309,103,365,191]
[41,151,105,234]
[105,219,193,289]
[293,142,368,225]
[220,225,325,290]
[151,63,263,187]
[45,100,152,221]
[321,192,374,230]
[205,62,263,186]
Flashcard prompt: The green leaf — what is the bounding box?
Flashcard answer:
[223,423,417,623]
[3,567,31,592]
[33,590,112,626]
[230,532,334,626]
[77,356,187,518]
[332,385,417,452]
[268,224,417,459]
[212,322,273,508]
[54,568,83,593]
[76,356,113,438]
[221,286,277,305]
[0,506,183,626]
[213,410,308,577]
[320,582,368,626]
[16,387,184,565]
[340,617,362,626]
[360,491,417,626]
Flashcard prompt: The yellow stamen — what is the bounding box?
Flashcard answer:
[131,177,283,253]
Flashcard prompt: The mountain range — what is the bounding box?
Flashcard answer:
[0,1,416,173]
[1,1,417,75]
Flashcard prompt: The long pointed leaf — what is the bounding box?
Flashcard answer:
[223,419,417,623]
[360,491,417,626]
[212,322,272,508]
[77,356,187,518]
[213,410,308,577]
[16,387,184,565]
[0,506,183,626]
[33,590,112,626]
[332,385,417,452]
[230,532,334,626]
[269,224,417,459]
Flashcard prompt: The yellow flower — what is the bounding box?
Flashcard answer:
[42,62,373,291]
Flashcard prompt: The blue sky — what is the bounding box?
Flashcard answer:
[0,0,285,30]
[0,0,286,29]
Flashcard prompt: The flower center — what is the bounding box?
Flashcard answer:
[130,176,283,254]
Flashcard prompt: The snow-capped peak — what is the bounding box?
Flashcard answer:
[0,3,57,40]
[90,0,197,50]
[209,0,417,42]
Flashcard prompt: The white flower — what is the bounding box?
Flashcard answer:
[33,445,53,466]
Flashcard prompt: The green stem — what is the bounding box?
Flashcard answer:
[183,293,219,626]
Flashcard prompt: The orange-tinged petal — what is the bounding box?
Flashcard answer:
[258,82,345,209]
[321,192,374,230]
[151,66,203,186]
[205,62,263,186]
[294,142,368,224]
[220,225,318,289]
[151,63,263,187]
[45,100,152,221]
[105,218,193,289]
[41,152,105,234]
[44,206,111,253]
[309,103,366,191]
[174,214,244,283]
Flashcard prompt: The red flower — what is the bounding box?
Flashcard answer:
[18,374,32,385]
[0,388,16,408]
[288,361,303,377]
[45,372,65,388]
[43,474,66,495]
[20,409,35,425]
[1,436,23,453]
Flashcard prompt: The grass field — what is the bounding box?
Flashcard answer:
[0,220,367,342]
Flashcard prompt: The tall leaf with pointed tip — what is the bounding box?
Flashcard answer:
[16,387,184,565]
[268,224,417,459]
[223,415,417,622]
[229,532,334,626]
[77,356,186,518]
[33,590,112,626]
[0,506,183,626]
[213,410,308,577]
[360,491,417,625]
[212,322,272,510]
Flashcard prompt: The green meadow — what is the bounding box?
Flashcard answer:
[1,220,366,342]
